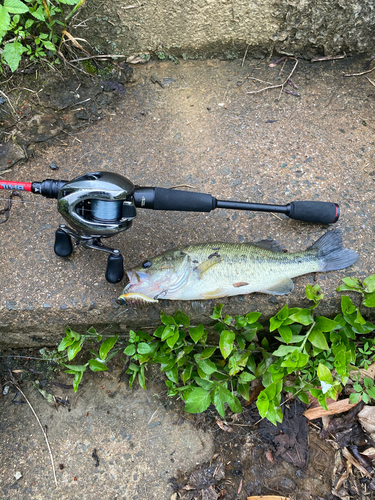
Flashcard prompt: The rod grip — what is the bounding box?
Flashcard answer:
[288,201,340,224]
[133,187,217,212]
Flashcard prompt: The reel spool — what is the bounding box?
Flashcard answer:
[54,172,137,283]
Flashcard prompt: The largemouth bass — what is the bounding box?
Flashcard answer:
[118,231,358,305]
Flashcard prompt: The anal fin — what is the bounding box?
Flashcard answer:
[200,288,228,299]
[260,277,294,295]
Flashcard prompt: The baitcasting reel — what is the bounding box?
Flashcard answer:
[0,171,340,283]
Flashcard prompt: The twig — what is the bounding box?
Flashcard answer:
[344,67,375,77]
[68,54,126,63]
[270,212,283,221]
[311,54,346,62]
[341,447,372,478]
[9,381,57,486]
[0,90,16,114]
[247,57,299,97]
[247,77,273,86]
[241,44,249,67]
[366,76,375,88]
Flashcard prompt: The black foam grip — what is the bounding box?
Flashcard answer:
[288,201,340,224]
[153,187,216,212]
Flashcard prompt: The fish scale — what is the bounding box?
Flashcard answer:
[118,231,358,305]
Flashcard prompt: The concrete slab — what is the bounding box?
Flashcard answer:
[0,367,214,499]
[1,56,374,346]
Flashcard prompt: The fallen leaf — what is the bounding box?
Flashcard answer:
[303,398,358,420]
[216,420,233,433]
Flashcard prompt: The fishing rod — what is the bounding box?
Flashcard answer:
[0,171,339,283]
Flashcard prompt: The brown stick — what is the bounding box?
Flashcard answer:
[344,67,375,77]
[311,54,347,62]
[247,58,299,97]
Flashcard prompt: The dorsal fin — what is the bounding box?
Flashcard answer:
[250,239,286,253]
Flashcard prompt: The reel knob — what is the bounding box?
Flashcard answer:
[105,251,124,283]
[54,228,73,257]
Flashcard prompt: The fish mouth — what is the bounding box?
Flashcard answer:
[126,270,150,285]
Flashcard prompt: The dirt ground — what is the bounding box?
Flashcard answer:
[1,54,375,499]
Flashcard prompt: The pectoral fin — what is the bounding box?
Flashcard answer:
[200,288,228,299]
[260,277,294,295]
[193,257,223,280]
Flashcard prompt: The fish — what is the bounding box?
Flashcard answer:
[118,230,358,305]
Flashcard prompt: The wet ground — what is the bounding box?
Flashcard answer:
[1,55,374,344]
[1,55,375,499]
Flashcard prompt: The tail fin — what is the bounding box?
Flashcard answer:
[308,230,358,272]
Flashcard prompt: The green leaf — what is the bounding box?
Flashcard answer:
[58,336,75,352]
[317,363,333,384]
[161,325,176,341]
[349,392,362,404]
[278,325,293,344]
[272,345,298,357]
[308,326,329,350]
[189,325,205,343]
[173,309,190,326]
[246,311,262,323]
[256,391,269,417]
[42,40,55,51]
[182,364,193,384]
[366,387,375,399]
[58,0,81,4]
[166,329,179,348]
[25,18,34,29]
[185,387,212,413]
[238,371,255,383]
[213,389,225,418]
[219,330,235,359]
[138,366,146,390]
[197,347,216,360]
[297,392,309,404]
[363,292,375,308]
[67,340,83,361]
[315,316,338,332]
[341,296,356,315]
[165,366,178,384]
[364,275,375,293]
[72,371,84,392]
[288,308,313,325]
[64,363,87,372]
[124,344,136,356]
[210,304,223,320]
[277,304,289,321]
[99,335,118,360]
[137,342,152,354]
[4,0,29,14]
[2,41,27,72]
[160,311,176,326]
[88,359,108,372]
[0,6,11,33]
[364,377,374,389]
[65,327,81,340]
[30,6,46,21]
[269,316,283,332]
[196,356,217,375]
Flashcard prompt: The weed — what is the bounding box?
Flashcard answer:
[57,274,375,425]
[0,0,84,72]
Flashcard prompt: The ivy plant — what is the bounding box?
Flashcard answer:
[56,274,375,426]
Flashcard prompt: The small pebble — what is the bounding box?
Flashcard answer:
[49,163,59,170]
[3,385,9,395]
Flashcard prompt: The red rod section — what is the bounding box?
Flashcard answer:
[0,180,32,192]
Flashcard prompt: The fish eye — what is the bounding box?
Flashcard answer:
[142,260,152,269]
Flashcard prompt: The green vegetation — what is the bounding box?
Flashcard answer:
[0,0,84,72]
[57,274,375,426]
